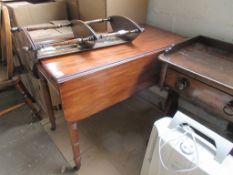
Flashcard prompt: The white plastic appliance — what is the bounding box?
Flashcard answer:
[141,111,233,175]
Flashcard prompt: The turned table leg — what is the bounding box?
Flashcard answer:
[38,72,56,130]
[68,122,81,170]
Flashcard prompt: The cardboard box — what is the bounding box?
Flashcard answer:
[7,1,68,26]
[65,0,79,20]
[78,0,148,31]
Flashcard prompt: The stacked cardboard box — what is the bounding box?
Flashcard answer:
[78,0,148,31]
[7,1,68,26]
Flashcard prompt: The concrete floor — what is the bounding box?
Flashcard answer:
[41,94,163,175]
[0,86,163,175]
[1,85,231,175]
[0,89,74,175]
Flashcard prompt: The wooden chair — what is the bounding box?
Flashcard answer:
[0,5,41,119]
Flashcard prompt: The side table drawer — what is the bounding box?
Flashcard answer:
[164,68,233,122]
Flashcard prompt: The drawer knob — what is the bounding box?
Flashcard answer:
[176,77,188,91]
[223,100,233,116]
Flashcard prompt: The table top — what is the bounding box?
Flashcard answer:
[159,40,233,95]
[40,26,183,84]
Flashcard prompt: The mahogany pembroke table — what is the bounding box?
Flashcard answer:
[37,26,183,169]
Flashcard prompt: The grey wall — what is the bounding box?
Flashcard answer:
[147,0,233,43]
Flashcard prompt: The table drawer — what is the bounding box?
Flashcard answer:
[164,68,233,122]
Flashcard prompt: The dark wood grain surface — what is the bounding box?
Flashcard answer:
[164,68,233,122]
[60,54,159,122]
[159,37,233,124]
[40,26,183,84]
[159,42,233,95]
